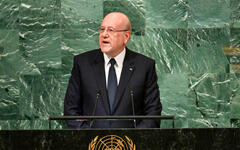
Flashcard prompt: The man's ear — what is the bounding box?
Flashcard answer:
[124,31,131,44]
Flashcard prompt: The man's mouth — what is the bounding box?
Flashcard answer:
[102,41,110,44]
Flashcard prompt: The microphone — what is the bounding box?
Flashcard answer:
[130,88,136,128]
[90,90,101,128]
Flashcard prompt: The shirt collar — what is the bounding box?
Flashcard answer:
[103,48,126,67]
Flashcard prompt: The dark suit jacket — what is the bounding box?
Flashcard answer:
[64,48,162,128]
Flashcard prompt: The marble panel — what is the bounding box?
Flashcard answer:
[187,28,230,73]
[19,0,61,30]
[61,28,99,75]
[0,0,19,29]
[230,0,240,27]
[0,76,20,120]
[188,73,239,121]
[128,28,188,74]
[18,74,63,121]
[61,0,102,29]
[19,29,61,74]
[188,0,231,28]
[146,0,188,28]
[0,29,39,76]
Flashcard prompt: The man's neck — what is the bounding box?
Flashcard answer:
[105,47,126,58]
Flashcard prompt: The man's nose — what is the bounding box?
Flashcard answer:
[102,31,109,37]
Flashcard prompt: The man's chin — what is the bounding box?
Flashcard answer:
[100,47,112,54]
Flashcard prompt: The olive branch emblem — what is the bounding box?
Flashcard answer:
[125,136,136,150]
[88,135,136,150]
[88,136,98,150]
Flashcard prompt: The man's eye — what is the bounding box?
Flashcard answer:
[108,29,114,32]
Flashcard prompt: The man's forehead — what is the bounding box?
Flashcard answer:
[100,25,114,28]
[101,18,123,28]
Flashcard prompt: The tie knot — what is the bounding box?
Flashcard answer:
[109,58,116,66]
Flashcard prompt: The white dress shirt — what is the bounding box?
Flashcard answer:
[103,48,126,88]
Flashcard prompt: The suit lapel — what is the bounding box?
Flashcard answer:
[112,49,135,113]
[91,50,110,114]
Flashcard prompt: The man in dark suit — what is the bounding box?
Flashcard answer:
[64,12,162,128]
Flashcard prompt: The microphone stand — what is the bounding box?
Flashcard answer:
[90,91,100,128]
[130,89,137,128]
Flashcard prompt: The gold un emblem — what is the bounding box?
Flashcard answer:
[88,135,136,150]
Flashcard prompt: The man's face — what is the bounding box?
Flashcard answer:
[99,14,130,57]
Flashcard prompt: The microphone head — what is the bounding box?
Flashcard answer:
[96,89,101,94]
[128,87,134,94]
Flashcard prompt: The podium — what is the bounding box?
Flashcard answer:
[48,115,175,129]
[0,116,239,149]
[0,128,239,149]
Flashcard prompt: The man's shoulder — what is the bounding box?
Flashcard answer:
[75,49,100,58]
[72,49,102,64]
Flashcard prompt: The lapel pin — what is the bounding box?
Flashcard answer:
[129,67,133,71]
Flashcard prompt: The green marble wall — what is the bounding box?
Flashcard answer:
[0,0,239,129]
